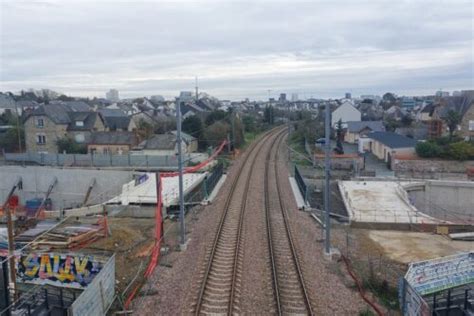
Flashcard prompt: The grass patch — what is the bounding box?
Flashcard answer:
[363,277,399,310]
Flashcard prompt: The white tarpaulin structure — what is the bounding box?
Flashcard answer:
[108,172,207,206]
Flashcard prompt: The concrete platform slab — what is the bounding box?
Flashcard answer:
[368,230,473,264]
[289,177,309,210]
[339,180,445,224]
[204,175,226,204]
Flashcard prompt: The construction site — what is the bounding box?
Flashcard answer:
[0,128,472,315]
[0,139,227,315]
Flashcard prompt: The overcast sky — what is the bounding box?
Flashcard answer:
[0,0,473,100]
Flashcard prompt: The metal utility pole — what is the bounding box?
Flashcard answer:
[2,177,22,302]
[231,112,236,150]
[176,100,186,248]
[14,102,23,166]
[324,102,331,255]
[287,103,291,162]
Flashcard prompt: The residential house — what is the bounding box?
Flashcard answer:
[24,103,105,153]
[395,124,429,141]
[170,131,198,152]
[365,131,417,163]
[344,121,385,144]
[331,100,361,127]
[135,133,187,155]
[384,105,405,121]
[432,91,474,141]
[87,131,138,155]
[67,112,105,144]
[357,100,383,121]
[99,108,137,131]
[0,92,18,115]
[417,103,435,122]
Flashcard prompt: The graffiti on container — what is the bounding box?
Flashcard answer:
[17,253,103,288]
[405,252,474,296]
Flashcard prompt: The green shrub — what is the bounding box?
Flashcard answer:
[415,141,442,158]
[447,142,474,161]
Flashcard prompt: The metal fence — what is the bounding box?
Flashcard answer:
[294,165,308,203]
[3,152,199,168]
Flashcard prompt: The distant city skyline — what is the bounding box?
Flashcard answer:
[1,1,472,101]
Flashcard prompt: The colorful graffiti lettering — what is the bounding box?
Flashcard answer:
[17,253,103,288]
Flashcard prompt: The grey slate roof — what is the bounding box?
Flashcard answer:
[346,121,384,133]
[89,131,137,145]
[50,101,91,112]
[67,112,100,131]
[395,125,429,141]
[0,93,15,108]
[367,131,417,148]
[438,95,474,118]
[30,104,71,124]
[139,134,176,150]
[98,109,131,130]
[169,130,196,143]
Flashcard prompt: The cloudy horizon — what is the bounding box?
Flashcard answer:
[0,0,473,101]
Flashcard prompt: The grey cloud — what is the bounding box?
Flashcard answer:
[0,0,472,99]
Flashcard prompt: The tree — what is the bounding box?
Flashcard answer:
[136,119,154,140]
[242,115,256,133]
[416,141,442,158]
[205,110,227,126]
[56,137,87,154]
[182,115,203,139]
[264,105,274,124]
[203,121,230,147]
[0,127,24,152]
[401,114,413,127]
[58,94,74,101]
[334,119,344,154]
[445,110,462,141]
[447,142,474,161]
[382,92,396,103]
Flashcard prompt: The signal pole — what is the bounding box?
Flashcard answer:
[176,99,186,250]
[324,102,331,255]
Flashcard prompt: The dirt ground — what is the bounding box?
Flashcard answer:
[84,217,156,295]
[367,230,473,264]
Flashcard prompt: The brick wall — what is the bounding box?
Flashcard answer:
[392,158,474,179]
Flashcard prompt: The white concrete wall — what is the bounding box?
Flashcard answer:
[408,180,474,222]
[0,166,133,210]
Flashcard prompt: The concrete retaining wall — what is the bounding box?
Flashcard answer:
[408,180,474,222]
[0,166,133,210]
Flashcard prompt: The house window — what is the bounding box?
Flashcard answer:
[469,120,474,131]
[76,121,84,127]
[36,134,46,144]
[75,133,85,143]
[36,118,44,128]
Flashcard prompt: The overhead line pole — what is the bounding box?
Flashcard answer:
[176,99,186,249]
[324,102,331,255]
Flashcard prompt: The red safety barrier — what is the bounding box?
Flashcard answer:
[341,255,384,316]
[124,140,227,309]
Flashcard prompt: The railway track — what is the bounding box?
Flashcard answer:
[265,132,313,315]
[194,128,286,315]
